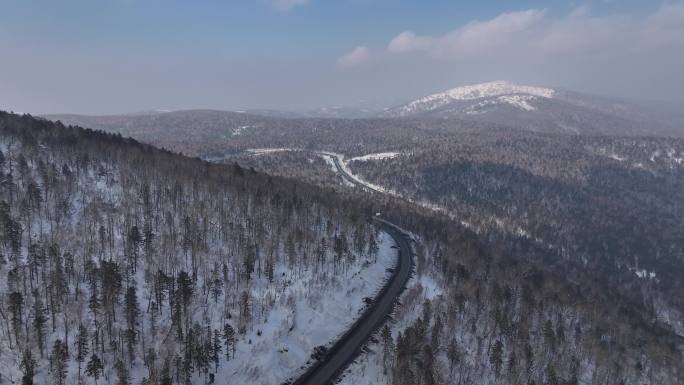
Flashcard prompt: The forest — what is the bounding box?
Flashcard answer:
[0,112,393,385]
[2,112,682,385]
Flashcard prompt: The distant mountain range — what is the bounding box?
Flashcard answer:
[383,80,684,136]
[43,81,684,138]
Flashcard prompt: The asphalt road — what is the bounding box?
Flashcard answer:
[291,152,414,385]
[329,155,385,195]
[291,221,413,385]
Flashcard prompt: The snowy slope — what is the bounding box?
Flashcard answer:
[389,81,555,117]
[0,114,400,385]
[384,81,684,136]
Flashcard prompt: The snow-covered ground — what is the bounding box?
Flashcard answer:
[246,148,299,156]
[216,231,397,384]
[337,260,443,385]
[0,136,401,385]
[349,152,401,162]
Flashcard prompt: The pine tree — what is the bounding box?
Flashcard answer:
[212,329,222,370]
[210,270,222,303]
[75,324,89,381]
[238,291,250,334]
[124,285,140,362]
[182,329,194,385]
[176,271,193,332]
[86,354,104,385]
[265,256,275,283]
[128,225,142,271]
[124,286,140,330]
[101,260,122,333]
[223,323,235,360]
[50,339,68,385]
[20,350,36,385]
[242,246,256,281]
[88,279,100,324]
[32,292,47,358]
[333,232,348,272]
[8,291,23,346]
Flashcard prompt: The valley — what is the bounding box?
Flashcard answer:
[3,85,684,385]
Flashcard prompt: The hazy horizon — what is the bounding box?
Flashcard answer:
[2,1,683,115]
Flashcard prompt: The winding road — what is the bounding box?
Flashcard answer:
[290,154,415,385]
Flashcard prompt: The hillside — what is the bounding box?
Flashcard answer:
[5,112,683,385]
[0,112,397,385]
[384,81,684,137]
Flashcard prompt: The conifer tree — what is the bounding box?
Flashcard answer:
[8,291,23,346]
[212,329,222,370]
[75,324,89,381]
[223,323,235,360]
[32,293,47,358]
[86,354,104,385]
[50,339,68,385]
[20,350,36,385]
[238,291,250,334]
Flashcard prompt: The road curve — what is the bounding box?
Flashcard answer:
[328,154,386,195]
[290,151,414,384]
[229,148,415,385]
[291,221,413,385]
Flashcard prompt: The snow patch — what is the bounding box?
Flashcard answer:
[496,94,538,111]
[349,152,401,162]
[232,125,253,136]
[634,269,657,279]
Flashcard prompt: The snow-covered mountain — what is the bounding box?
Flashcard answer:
[385,80,684,136]
[389,81,556,116]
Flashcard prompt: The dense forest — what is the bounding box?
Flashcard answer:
[10,112,684,384]
[0,112,394,384]
[349,133,684,317]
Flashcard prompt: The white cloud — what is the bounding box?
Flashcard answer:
[387,31,434,53]
[272,0,307,11]
[436,9,545,57]
[326,4,684,103]
[380,5,684,59]
[337,46,371,68]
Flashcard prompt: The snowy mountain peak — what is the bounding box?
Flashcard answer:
[392,81,556,116]
[437,80,555,101]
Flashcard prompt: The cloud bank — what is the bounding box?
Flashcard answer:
[378,5,684,61]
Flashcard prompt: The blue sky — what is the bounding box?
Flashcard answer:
[1,1,682,114]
